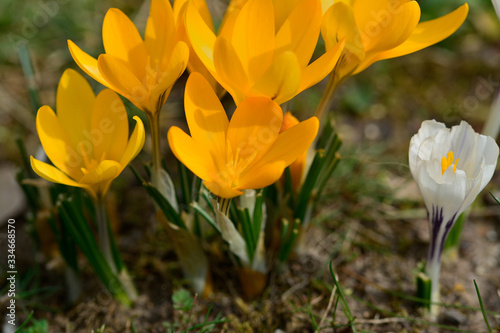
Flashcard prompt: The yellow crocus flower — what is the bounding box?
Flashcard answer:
[30,69,146,200]
[168,73,319,199]
[68,0,189,117]
[173,0,223,96]
[185,0,345,105]
[321,0,469,80]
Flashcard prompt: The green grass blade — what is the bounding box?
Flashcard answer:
[490,192,500,205]
[18,44,41,114]
[329,261,358,333]
[474,279,493,333]
[14,311,34,333]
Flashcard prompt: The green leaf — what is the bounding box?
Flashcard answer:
[56,195,132,306]
[295,117,342,225]
[142,182,187,229]
[252,188,266,244]
[191,202,220,234]
[172,288,194,312]
[130,165,186,229]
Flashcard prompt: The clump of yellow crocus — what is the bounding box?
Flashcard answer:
[185,0,345,105]
[68,0,188,118]
[168,73,319,199]
[31,69,145,200]
[31,69,144,301]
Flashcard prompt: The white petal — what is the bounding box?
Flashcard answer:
[417,160,466,224]
[409,120,446,178]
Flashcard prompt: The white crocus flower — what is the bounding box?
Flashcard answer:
[493,0,500,22]
[409,120,499,318]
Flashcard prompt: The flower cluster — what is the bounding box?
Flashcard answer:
[28,0,472,305]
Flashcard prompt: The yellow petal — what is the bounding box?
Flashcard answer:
[119,116,146,167]
[186,49,222,96]
[149,41,189,107]
[185,2,217,73]
[91,89,128,161]
[354,0,420,53]
[357,3,469,73]
[273,0,301,30]
[204,180,244,199]
[280,111,300,132]
[321,2,364,61]
[248,116,319,171]
[36,105,82,180]
[102,8,148,79]
[275,0,321,67]
[174,0,214,31]
[237,160,286,190]
[31,156,90,192]
[168,126,217,182]
[221,0,247,31]
[299,38,345,93]
[320,0,334,14]
[56,69,95,150]
[79,160,121,185]
[290,151,307,191]
[145,0,176,62]
[231,0,275,82]
[226,97,282,162]
[79,160,122,185]
[213,37,249,104]
[174,0,220,93]
[184,73,228,168]
[251,51,301,105]
[218,0,240,40]
[97,54,148,113]
[68,40,110,89]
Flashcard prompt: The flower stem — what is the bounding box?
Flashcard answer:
[314,70,344,128]
[95,196,138,303]
[95,198,117,274]
[425,253,442,321]
[217,197,232,216]
[148,112,163,193]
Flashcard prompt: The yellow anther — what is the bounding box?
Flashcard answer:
[441,151,459,174]
[79,143,98,173]
[225,140,259,187]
